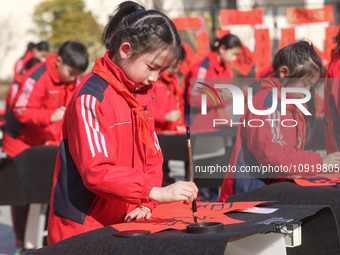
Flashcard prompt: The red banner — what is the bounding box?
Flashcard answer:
[280,28,296,49]
[217,29,230,39]
[286,5,334,25]
[196,31,210,60]
[220,9,263,26]
[255,29,271,76]
[233,44,255,76]
[179,44,201,75]
[171,16,204,30]
[325,26,340,66]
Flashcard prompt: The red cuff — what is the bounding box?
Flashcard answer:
[141,182,154,203]
[141,201,158,212]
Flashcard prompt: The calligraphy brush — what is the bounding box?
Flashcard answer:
[186,125,198,223]
[323,116,340,188]
[47,91,63,107]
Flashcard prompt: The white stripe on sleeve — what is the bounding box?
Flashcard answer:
[81,95,96,157]
[87,95,102,154]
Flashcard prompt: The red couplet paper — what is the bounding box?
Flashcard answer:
[294,178,340,187]
[325,26,340,66]
[217,29,230,39]
[179,32,210,76]
[286,5,334,25]
[112,201,269,233]
[196,31,210,60]
[220,9,263,26]
[179,43,201,76]
[255,29,271,77]
[233,44,255,76]
[280,28,296,49]
[171,16,204,30]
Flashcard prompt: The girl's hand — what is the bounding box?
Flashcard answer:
[149,181,198,204]
[165,110,181,122]
[124,206,151,222]
[322,152,340,169]
[51,106,66,123]
[176,125,186,132]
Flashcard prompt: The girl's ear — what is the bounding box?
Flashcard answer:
[119,42,132,59]
[218,45,226,54]
[278,65,290,78]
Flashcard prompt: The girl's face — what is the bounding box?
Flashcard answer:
[118,44,171,90]
[55,56,82,83]
[219,46,241,66]
[32,48,49,61]
[284,75,320,99]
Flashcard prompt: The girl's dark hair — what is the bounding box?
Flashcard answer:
[272,40,326,142]
[102,1,182,71]
[35,41,50,52]
[211,34,242,51]
[273,40,325,79]
[26,42,35,51]
[58,41,89,72]
[333,27,340,53]
[24,58,41,70]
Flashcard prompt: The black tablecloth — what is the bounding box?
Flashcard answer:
[28,204,338,255]
[227,181,340,254]
[0,146,58,205]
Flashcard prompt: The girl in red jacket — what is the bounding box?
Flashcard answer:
[48,1,198,244]
[324,28,340,153]
[219,40,340,202]
[153,71,184,133]
[182,34,242,128]
[14,41,49,83]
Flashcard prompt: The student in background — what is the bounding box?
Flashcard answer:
[181,34,241,201]
[182,34,242,127]
[48,1,198,244]
[324,28,340,153]
[219,40,340,202]
[2,40,88,157]
[14,41,49,82]
[5,58,41,117]
[3,41,88,253]
[153,48,186,186]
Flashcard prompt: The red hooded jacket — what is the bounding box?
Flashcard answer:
[14,50,34,83]
[48,51,163,244]
[153,72,183,132]
[324,51,340,153]
[219,77,323,202]
[2,54,76,157]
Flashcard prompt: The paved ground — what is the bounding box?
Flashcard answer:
[0,160,186,255]
[0,206,16,255]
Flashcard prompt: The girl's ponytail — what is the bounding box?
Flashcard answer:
[102,1,145,49]
[211,34,242,52]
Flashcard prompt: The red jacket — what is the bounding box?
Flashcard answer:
[2,54,76,157]
[219,77,323,202]
[5,79,20,116]
[14,50,34,83]
[48,52,163,244]
[324,51,340,153]
[182,52,231,129]
[153,72,183,132]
